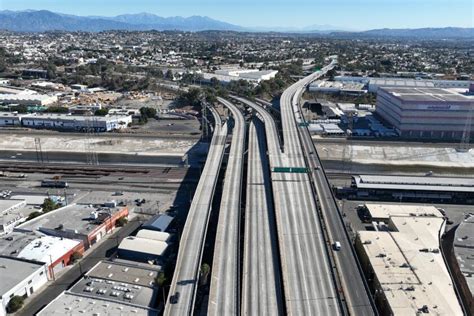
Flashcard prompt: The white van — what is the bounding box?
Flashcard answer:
[333,241,341,251]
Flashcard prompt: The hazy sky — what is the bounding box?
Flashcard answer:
[1,0,472,30]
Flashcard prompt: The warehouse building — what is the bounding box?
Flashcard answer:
[85,259,161,288]
[141,214,174,232]
[355,206,464,315]
[0,112,21,127]
[350,175,474,203]
[37,291,158,316]
[117,236,168,263]
[0,256,48,316]
[202,69,278,84]
[20,113,132,132]
[309,80,366,95]
[0,93,57,106]
[17,235,84,279]
[358,203,443,223]
[0,199,27,235]
[38,259,161,315]
[136,229,171,243]
[375,87,474,139]
[452,214,474,314]
[335,76,472,93]
[16,203,129,250]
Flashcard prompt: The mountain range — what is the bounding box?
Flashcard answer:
[0,10,473,38]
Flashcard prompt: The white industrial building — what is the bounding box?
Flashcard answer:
[0,200,27,235]
[202,69,278,84]
[355,204,464,315]
[21,113,132,132]
[375,87,474,139]
[135,229,171,242]
[334,76,472,93]
[118,236,168,263]
[0,256,48,316]
[0,93,57,106]
[0,113,21,127]
[309,80,366,95]
[18,235,83,278]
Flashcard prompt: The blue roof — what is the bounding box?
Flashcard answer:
[142,214,174,232]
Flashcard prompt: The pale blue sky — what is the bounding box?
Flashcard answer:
[1,0,472,30]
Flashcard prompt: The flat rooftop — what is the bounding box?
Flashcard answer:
[37,292,158,316]
[364,203,443,220]
[381,87,472,102]
[86,260,161,288]
[353,175,474,193]
[118,236,168,257]
[0,256,46,295]
[69,276,157,308]
[18,235,81,264]
[17,203,126,235]
[454,214,474,294]
[0,199,26,211]
[0,231,42,257]
[21,113,130,122]
[135,229,170,242]
[358,215,463,315]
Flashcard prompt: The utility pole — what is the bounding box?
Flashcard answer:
[458,104,473,152]
[34,138,44,164]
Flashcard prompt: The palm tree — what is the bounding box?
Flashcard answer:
[199,263,210,286]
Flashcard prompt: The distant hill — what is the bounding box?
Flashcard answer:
[0,10,243,32]
[0,10,472,38]
[332,27,474,39]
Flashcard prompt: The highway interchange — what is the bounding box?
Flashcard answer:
[165,59,377,315]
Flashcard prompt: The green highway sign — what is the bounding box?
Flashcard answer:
[298,122,309,127]
[272,167,309,173]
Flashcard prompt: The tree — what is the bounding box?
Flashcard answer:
[70,251,83,263]
[140,107,157,120]
[41,198,59,213]
[27,211,42,221]
[115,216,128,227]
[7,295,24,313]
[155,271,167,287]
[44,107,69,114]
[94,108,109,116]
[199,263,210,286]
[165,69,174,80]
[46,63,57,79]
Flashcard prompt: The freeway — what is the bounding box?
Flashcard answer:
[288,59,376,315]
[232,95,341,315]
[208,97,246,315]
[164,105,228,316]
[277,60,342,315]
[241,118,283,316]
[299,120,376,315]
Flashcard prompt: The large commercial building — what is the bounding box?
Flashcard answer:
[202,69,278,84]
[452,215,474,314]
[335,76,472,93]
[375,87,473,139]
[0,112,132,132]
[0,256,48,316]
[0,93,57,106]
[20,113,132,132]
[349,174,474,203]
[0,199,27,235]
[355,204,464,315]
[17,235,84,279]
[37,259,160,316]
[16,203,129,250]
